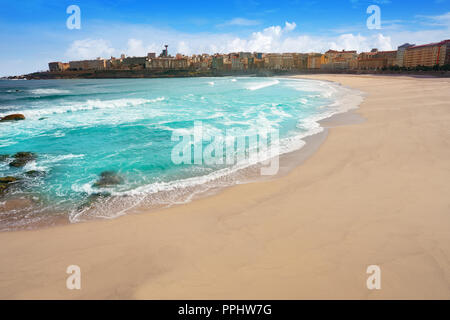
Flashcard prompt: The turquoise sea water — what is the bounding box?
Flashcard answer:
[0,77,362,230]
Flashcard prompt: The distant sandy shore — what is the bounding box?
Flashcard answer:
[1,75,449,299]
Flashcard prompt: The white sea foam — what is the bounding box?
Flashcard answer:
[30,89,71,95]
[43,154,85,163]
[246,79,279,91]
[2,77,364,227]
[23,161,47,172]
[298,98,308,104]
[0,97,163,119]
[100,79,362,203]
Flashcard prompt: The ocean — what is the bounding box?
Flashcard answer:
[0,77,363,230]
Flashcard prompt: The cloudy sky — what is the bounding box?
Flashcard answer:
[0,0,449,76]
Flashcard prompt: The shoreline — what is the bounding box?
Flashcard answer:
[0,77,363,231]
[3,69,450,80]
[0,74,449,299]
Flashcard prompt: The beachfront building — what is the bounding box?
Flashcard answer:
[48,62,70,72]
[321,50,358,71]
[396,43,415,67]
[357,49,397,70]
[357,49,383,70]
[262,53,295,70]
[145,57,188,70]
[122,56,147,70]
[375,50,398,67]
[265,54,282,70]
[69,58,107,71]
[231,54,244,70]
[47,38,450,74]
[325,50,357,61]
[282,54,295,70]
[307,53,327,69]
[108,56,123,69]
[253,57,265,69]
[188,54,211,70]
[293,53,308,70]
[404,40,450,67]
[211,55,224,70]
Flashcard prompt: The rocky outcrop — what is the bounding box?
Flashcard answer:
[93,171,123,187]
[0,176,19,184]
[25,170,45,178]
[9,152,37,168]
[1,114,25,121]
[0,176,20,196]
[0,154,9,162]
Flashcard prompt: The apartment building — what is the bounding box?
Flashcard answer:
[48,62,70,72]
[404,40,450,67]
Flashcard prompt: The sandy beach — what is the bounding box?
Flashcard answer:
[1,74,449,299]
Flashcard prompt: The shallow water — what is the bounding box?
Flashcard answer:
[0,77,363,230]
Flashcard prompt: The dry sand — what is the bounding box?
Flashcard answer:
[0,75,449,299]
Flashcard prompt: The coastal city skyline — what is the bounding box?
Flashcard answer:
[1,0,449,76]
[43,39,449,77]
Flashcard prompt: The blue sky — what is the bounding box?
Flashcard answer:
[0,0,449,76]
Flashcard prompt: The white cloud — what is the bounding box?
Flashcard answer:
[125,38,160,57]
[63,19,447,62]
[417,11,450,27]
[217,17,261,27]
[66,39,115,60]
[284,21,297,32]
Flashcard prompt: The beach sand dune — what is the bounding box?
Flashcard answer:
[0,75,449,299]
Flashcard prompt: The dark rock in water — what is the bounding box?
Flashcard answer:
[0,184,8,196]
[77,192,111,210]
[0,176,20,196]
[14,152,35,158]
[1,114,25,121]
[0,154,9,162]
[25,170,45,178]
[38,117,47,120]
[9,152,36,168]
[0,176,19,184]
[87,192,111,203]
[93,171,123,187]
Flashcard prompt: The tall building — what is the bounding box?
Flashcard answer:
[404,40,450,67]
[265,54,283,70]
[292,53,308,70]
[307,54,326,69]
[281,54,294,70]
[231,55,244,70]
[160,45,169,58]
[211,55,224,70]
[396,43,415,67]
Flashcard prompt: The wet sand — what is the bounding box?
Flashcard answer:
[0,74,449,299]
